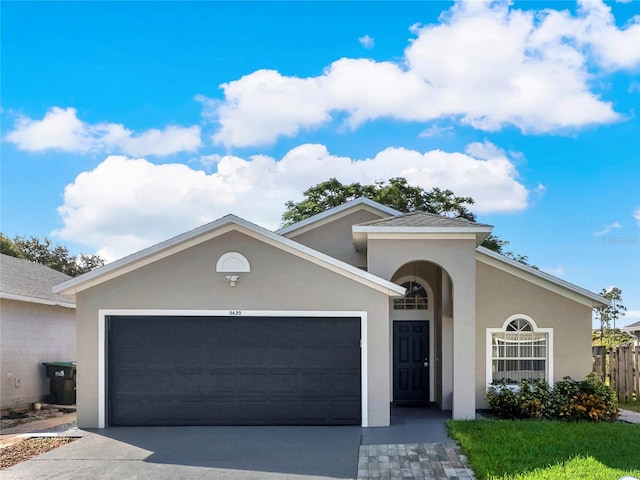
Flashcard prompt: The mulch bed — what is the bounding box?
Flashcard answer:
[0,437,77,470]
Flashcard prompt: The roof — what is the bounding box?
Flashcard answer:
[0,254,75,308]
[53,214,405,297]
[357,211,493,228]
[353,211,493,249]
[277,197,403,237]
[476,246,609,308]
[622,320,640,331]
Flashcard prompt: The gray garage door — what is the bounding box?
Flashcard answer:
[107,315,361,426]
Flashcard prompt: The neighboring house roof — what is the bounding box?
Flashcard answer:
[54,214,405,297]
[0,254,75,308]
[353,211,493,249]
[475,246,609,308]
[622,320,640,332]
[277,197,403,237]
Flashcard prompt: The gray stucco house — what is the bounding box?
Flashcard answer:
[53,198,607,428]
[1,254,76,410]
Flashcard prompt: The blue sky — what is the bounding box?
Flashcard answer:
[1,1,639,326]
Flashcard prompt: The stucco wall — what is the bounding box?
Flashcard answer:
[0,299,76,410]
[286,209,385,268]
[475,261,593,408]
[75,230,392,428]
[367,237,478,419]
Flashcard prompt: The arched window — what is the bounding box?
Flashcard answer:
[394,281,428,310]
[488,316,552,385]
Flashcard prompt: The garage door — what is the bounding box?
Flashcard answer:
[107,315,361,426]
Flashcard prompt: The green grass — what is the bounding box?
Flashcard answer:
[620,398,640,413]
[447,420,640,480]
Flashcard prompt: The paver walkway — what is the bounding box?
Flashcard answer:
[357,443,475,480]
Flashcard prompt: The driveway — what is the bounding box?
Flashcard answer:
[2,425,362,479]
[1,407,466,480]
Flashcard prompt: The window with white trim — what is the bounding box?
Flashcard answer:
[394,281,428,310]
[490,317,550,385]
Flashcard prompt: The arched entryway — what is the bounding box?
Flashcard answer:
[389,261,454,410]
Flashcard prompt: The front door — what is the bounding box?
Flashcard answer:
[393,321,429,405]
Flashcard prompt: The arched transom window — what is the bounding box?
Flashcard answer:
[489,317,551,385]
[394,281,428,310]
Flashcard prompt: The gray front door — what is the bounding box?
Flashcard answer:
[107,315,361,426]
[393,321,430,405]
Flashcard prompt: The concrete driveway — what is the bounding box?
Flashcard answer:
[2,426,362,480]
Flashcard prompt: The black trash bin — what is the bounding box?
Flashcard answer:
[42,361,76,405]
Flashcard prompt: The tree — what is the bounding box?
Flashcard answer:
[595,287,627,341]
[0,234,105,277]
[0,233,23,258]
[283,177,476,226]
[282,177,530,262]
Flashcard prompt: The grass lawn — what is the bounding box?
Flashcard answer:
[447,420,640,480]
[620,398,640,413]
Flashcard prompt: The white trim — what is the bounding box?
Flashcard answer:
[353,227,493,235]
[0,292,75,309]
[216,252,251,272]
[486,314,554,389]
[98,315,106,428]
[353,229,490,251]
[97,309,370,428]
[476,247,608,308]
[55,216,404,298]
[277,198,402,237]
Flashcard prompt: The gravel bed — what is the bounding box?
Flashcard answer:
[0,437,77,470]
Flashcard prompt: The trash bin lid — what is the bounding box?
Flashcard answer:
[42,361,77,367]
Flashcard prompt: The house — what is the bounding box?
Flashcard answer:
[622,320,640,347]
[0,254,76,411]
[53,198,608,428]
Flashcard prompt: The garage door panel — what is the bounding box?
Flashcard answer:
[108,316,361,426]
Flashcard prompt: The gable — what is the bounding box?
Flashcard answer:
[277,198,401,238]
[55,215,404,298]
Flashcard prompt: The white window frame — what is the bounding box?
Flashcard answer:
[486,314,553,388]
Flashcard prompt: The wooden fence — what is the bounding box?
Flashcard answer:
[592,344,639,403]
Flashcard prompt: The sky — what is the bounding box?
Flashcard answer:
[1,0,639,327]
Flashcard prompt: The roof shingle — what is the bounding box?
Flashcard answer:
[356,211,493,228]
[0,254,75,306]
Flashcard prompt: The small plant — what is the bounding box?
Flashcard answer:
[487,375,619,421]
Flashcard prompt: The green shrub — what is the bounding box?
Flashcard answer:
[487,375,619,422]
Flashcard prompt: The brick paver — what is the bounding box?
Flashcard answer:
[357,443,475,479]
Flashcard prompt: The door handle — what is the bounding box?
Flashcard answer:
[423,362,429,367]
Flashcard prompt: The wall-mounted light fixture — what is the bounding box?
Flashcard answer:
[225,275,240,287]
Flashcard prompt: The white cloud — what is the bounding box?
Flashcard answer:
[419,125,454,138]
[593,221,622,236]
[622,310,640,320]
[5,107,201,156]
[534,183,547,196]
[359,34,375,49]
[634,206,640,225]
[208,0,635,148]
[55,142,529,260]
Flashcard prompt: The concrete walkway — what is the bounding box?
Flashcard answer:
[619,408,640,424]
